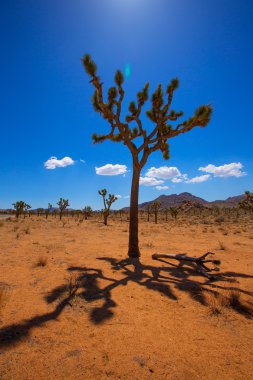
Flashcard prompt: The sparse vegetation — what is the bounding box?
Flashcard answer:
[36,256,48,267]
[98,189,117,226]
[57,198,69,220]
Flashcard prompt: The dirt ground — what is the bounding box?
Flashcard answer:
[0,214,253,380]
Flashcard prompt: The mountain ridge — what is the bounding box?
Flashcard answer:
[122,192,245,210]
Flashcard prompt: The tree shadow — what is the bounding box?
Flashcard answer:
[1,256,252,350]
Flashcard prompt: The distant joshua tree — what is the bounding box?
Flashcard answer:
[45,203,52,219]
[169,207,179,220]
[37,208,44,216]
[12,201,31,218]
[146,205,151,222]
[82,54,212,257]
[57,198,69,220]
[24,203,31,218]
[151,201,161,224]
[239,191,253,213]
[98,189,117,226]
[83,206,92,220]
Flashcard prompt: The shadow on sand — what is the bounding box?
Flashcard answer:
[1,256,253,349]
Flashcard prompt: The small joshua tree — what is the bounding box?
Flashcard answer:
[98,189,117,225]
[12,201,31,218]
[151,201,161,224]
[24,203,31,218]
[239,191,253,213]
[146,205,151,222]
[83,206,92,220]
[57,198,69,220]
[37,208,44,216]
[169,207,179,220]
[45,203,52,219]
[82,54,212,257]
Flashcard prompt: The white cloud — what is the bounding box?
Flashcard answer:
[44,156,75,170]
[199,162,246,178]
[115,194,122,199]
[124,195,130,199]
[140,177,165,186]
[146,166,181,179]
[95,164,127,176]
[171,174,188,183]
[156,185,169,190]
[80,159,85,163]
[186,174,211,183]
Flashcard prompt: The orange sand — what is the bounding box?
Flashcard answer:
[0,215,253,379]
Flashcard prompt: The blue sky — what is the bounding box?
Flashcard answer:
[0,0,252,209]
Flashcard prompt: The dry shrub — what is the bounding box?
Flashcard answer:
[204,292,224,315]
[215,216,225,223]
[65,274,80,297]
[223,231,228,236]
[13,225,19,232]
[24,226,30,234]
[144,241,154,248]
[36,256,48,267]
[218,241,227,250]
[16,233,20,239]
[0,221,4,227]
[205,288,242,316]
[0,289,9,315]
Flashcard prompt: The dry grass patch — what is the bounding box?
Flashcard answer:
[36,256,48,267]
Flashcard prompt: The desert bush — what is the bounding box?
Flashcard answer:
[215,216,225,223]
[36,256,48,267]
[24,226,30,234]
[65,275,80,297]
[218,241,227,250]
[0,221,4,227]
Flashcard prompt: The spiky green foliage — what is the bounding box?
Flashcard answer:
[83,206,93,220]
[98,189,118,225]
[114,70,124,86]
[239,191,253,212]
[57,198,69,220]
[169,207,179,219]
[12,201,31,218]
[82,53,212,165]
[82,54,97,77]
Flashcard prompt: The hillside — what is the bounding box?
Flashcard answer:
[122,192,245,210]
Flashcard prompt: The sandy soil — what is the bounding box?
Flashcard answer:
[0,215,253,380]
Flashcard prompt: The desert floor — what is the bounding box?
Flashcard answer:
[0,215,253,380]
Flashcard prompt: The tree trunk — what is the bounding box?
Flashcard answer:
[103,213,108,226]
[128,163,140,258]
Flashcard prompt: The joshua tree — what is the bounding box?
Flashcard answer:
[57,198,69,220]
[45,203,52,219]
[82,54,212,257]
[12,201,31,218]
[169,207,179,220]
[151,201,161,224]
[37,208,44,216]
[146,205,151,222]
[98,189,117,226]
[239,191,253,213]
[164,208,169,222]
[83,206,92,220]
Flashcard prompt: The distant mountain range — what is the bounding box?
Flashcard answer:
[123,192,245,210]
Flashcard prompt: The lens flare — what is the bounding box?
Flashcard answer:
[125,64,131,79]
